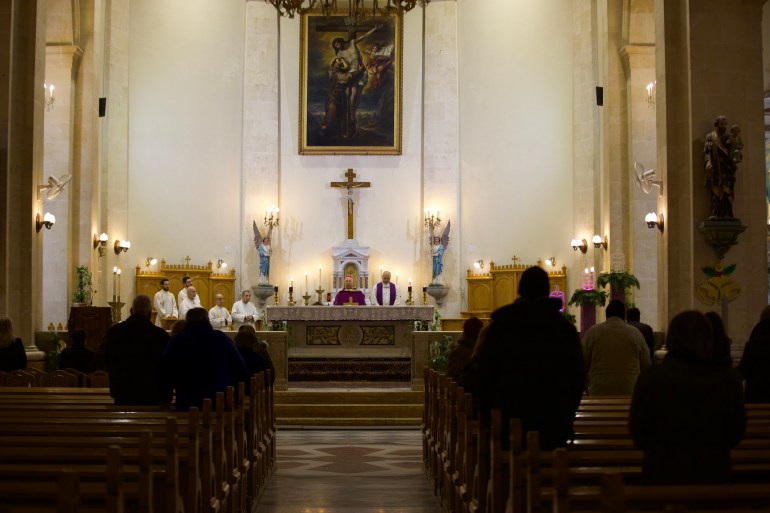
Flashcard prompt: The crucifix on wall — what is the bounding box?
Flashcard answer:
[331,168,370,240]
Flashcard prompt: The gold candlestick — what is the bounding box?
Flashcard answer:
[302,293,311,306]
[273,292,279,306]
[314,287,325,305]
[288,289,296,307]
[405,289,414,305]
[422,289,428,305]
[107,300,126,322]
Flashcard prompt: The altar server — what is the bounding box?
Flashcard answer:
[209,294,232,331]
[179,286,202,320]
[232,289,259,330]
[371,270,397,305]
[154,278,178,327]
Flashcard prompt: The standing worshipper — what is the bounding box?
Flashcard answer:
[371,270,397,305]
[582,300,651,395]
[160,307,248,411]
[629,311,745,484]
[0,317,27,372]
[59,328,95,374]
[626,307,655,359]
[102,295,171,406]
[466,266,584,449]
[208,294,232,331]
[153,278,178,327]
[232,290,259,331]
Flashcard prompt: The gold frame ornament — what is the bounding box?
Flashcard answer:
[299,11,403,155]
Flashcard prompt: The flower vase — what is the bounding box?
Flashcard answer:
[580,302,597,334]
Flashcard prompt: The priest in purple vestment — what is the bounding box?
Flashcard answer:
[333,275,366,306]
[371,270,397,305]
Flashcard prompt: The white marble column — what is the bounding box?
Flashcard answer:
[423,0,460,314]
[242,2,280,293]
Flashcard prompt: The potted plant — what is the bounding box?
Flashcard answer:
[427,334,457,372]
[568,288,608,334]
[596,270,640,304]
[72,265,93,306]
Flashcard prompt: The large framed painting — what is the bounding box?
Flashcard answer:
[299,12,403,155]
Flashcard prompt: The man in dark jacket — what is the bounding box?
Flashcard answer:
[160,307,248,411]
[467,266,585,449]
[102,295,171,406]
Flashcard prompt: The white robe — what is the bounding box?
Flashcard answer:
[209,305,232,331]
[153,290,178,327]
[178,295,201,320]
[370,282,397,306]
[232,300,258,330]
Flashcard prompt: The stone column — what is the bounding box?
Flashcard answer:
[656,0,767,343]
[423,0,460,314]
[0,0,46,356]
[242,2,280,300]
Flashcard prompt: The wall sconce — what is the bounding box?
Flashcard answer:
[35,212,55,232]
[571,238,588,254]
[113,239,131,254]
[216,259,227,269]
[545,257,557,267]
[93,233,108,256]
[646,81,656,109]
[145,257,157,267]
[592,234,608,250]
[473,260,485,270]
[44,82,55,111]
[645,212,664,232]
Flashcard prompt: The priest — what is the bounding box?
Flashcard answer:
[371,270,397,305]
[333,275,366,305]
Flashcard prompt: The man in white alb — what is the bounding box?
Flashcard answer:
[179,286,202,320]
[371,270,398,305]
[177,276,193,307]
[208,294,232,331]
[154,278,178,327]
[232,289,258,331]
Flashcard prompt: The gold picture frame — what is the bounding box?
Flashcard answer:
[299,11,403,155]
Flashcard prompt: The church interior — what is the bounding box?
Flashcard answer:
[2,0,769,351]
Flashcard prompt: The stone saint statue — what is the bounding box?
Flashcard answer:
[703,115,741,219]
[253,221,274,285]
[430,220,451,284]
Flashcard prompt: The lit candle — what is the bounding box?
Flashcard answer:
[117,268,122,301]
[318,267,322,290]
[305,272,308,295]
[395,273,399,285]
[112,267,117,301]
[408,285,413,293]
[422,286,427,293]
[380,267,383,278]
[274,285,278,293]
[409,278,412,287]
[290,277,293,288]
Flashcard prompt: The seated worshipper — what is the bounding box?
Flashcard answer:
[160,307,248,411]
[445,317,484,384]
[466,266,584,450]
[102,295,171,406]
[626,307,655,359]
[0,316,27,372]
[178,286,202,320]
[209,293,232,331]
[371,270,398,305]
[238,325,276,384]
[232,289,258,331]
[333,275,366,305]
[629,310,746,485]
[153,278,178,327]
[705,311,733,368]
[582,300,651,396]
[170,319,187,335]
[58,328,95,374]
[738,305,770,403]
[233,329,268,382]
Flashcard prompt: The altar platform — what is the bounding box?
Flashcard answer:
[265,305,434,359]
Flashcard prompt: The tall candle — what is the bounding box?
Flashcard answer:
[290,277,293,288]
[112,267,117,301]
[117,268,122,301]
[395,273,399,285]
[305,272,308,294]
[318,267,322,289]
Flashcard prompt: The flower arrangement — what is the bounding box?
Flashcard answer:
[568,288,608,307]
[596,270,640,291]
[427,334,457,372]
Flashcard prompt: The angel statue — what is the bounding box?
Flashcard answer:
[430,220,451,284]
[253,221,274,285]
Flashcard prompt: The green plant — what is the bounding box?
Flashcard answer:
[72,265,93,304]
[562,311,577,325]
[568,288,608,307]
[427,334,457,372]
[45,332,66,371]
[596,270,640,291]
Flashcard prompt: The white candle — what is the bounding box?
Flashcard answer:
[380,267,383,278]
[395,273,399,285]
[112,267,117,301]
[318,267,322,290]
[117,268,122,301]
[305,272,308,294]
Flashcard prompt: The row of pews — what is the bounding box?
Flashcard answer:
[0,372,275,513]
[422,368,770,513]
[0,368,110,387]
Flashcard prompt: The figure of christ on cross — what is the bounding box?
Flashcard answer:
[331,168,370,240]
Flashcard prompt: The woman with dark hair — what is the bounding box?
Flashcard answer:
[629,310,745,484]
[445,317,483,384]
[233,329,268,383]
[0,317,27,372]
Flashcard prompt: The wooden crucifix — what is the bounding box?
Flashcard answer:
[331,168,370,240]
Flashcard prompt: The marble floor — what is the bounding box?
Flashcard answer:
[255,428,443,513]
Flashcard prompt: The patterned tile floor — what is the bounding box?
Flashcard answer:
[255,428,443,513]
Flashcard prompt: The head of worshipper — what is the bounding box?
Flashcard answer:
[462,317,484,342]
[238,324,257,334]
[626,307,641,323]
[666,310,714,363]
[131,295,153,319]
[234,329,259,349]
[517,266,550,300]
[381,271,391,284]
[185,307,211,327]
[605,300,626,320]
[71,328,87,348]
[241,290,252,304]
[344,275,354,289]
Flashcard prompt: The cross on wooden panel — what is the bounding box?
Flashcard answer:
[330,169,371,240]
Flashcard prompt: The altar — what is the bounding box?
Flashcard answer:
[265,305,434,359]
